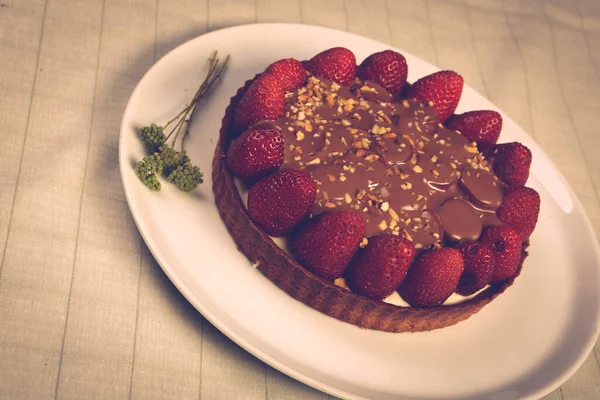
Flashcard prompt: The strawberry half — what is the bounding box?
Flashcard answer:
[233,73,285,132]
[482,226,523,283]
[306,47,357,86]
[491,142,532,187]
[226,126,284,180]
[265,58,307,92]
[446,110,502,149]
[497,186,540,240]
[357,50,408,96]
[247,169,316,237]
[292,211,365,281]
[455,241,495,296]
[345,235,416,300]
[398,247,464,307]
[407,70,463,123]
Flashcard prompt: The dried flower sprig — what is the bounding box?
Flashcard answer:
[135,51,230,192]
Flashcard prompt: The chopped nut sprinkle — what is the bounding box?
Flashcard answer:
[464,144,478,153]
[269,73,504,250]
[378,220,388,231]
[333,278,350,290]
[380,202,390,212]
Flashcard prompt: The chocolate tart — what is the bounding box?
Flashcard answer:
[212,76,528,333]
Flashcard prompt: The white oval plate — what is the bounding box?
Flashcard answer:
[119,23,600,400]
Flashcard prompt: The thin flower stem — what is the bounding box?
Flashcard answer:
[163,52,219,136]
[162,51,229,148]
[171,114,187,145]
[164,114,187,143]
[180,54,231,149]
[163,107,188,130]
[181,103,198,150]
[190,53,220,103]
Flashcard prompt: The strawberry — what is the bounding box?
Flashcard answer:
[345,235,416,300]
[226,126,284,180]
[482,226,523,283]
[407,70,463,122]
[497,187,540,239]
[455,241,495,296]
[233,73,285,132]
[306,47,357,86]
[357,50,408,96]
[247,169,316,237]
[265,58,307,92]
[398,247,464,307]
[446,110,502,149]
[291,211,365,281]
[491,142,532,187]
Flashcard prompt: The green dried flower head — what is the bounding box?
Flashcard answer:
[140,123,166,153]
[135,154,164,191]
[167,162,204,192]
[159,145,190,173]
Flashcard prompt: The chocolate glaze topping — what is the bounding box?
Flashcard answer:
[270,75,504,249]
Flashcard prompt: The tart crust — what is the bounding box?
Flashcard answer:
[212,77,527,333]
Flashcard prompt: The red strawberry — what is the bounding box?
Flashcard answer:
[357,50,408,96]
[247,170,316,237]
[292,211,365,281]
[491,142,532,187]
[265,58,307,92]
[482,226,523,283]
[398,247,464,307]
[226,126,284,180]
[306,47,357,86]
[233,73,285,132]
[455,241,495,296]
[407,70,463,122]
[446,110,502,149]
[497,186,540,239]
[345,235,416,300]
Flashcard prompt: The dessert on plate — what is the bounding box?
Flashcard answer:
[212,47,540,332]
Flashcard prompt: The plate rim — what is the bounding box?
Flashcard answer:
[119,22,600,400]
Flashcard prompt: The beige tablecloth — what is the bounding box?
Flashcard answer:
[1,0,600,399]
